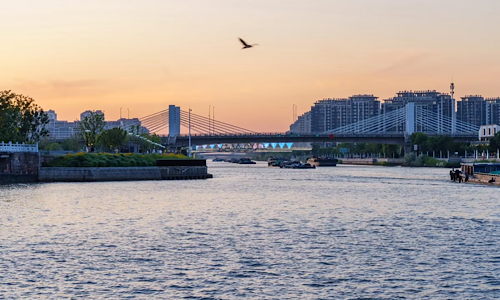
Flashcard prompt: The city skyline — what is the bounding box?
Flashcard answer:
[43,86,500,136]
[2,0,500,132]
[291,90,500,134]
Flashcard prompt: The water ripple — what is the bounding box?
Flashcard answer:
[1,163,499,298]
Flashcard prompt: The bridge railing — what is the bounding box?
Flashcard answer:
[167,131,477,141]
[173,132,406,138]
[0,141,39,153]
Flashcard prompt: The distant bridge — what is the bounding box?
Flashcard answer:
[135,103,479,149]
[163,132,476,148]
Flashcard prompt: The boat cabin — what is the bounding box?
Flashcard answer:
[461,163,500,175]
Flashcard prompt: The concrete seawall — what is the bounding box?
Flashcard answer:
[340,158,404,166]
[39,166,212,182]
[0,174,38,183]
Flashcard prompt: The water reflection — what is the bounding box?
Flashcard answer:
[0,163,499,298]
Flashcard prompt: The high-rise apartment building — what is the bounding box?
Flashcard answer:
[381,90,454,132]
[382,90,453,117]
[310,95,380,133]
[486,98,500,125]
[456,95,487,126]
[289,111,312,134]
[292,89,498,136]
[46,110,78,140]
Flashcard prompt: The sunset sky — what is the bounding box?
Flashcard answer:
[2,0,500,132]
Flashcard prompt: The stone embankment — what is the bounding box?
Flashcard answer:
[39,166,212,182]
[1,157,212,183]
[340,158,404,166]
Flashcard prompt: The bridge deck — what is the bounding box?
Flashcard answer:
[162,133,477,147]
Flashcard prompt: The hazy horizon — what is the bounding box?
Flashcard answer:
[2,0,500,132]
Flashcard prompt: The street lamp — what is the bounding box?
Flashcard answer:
[188,107,192,157]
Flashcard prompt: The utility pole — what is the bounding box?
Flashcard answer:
[209,105,211,135]
[213,106,215,134]
[127,108,130,119]
[120,107,122,119]
[451,79,456,135]
[188,107,192,157]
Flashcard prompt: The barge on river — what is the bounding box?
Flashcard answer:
[459,162,500,186]
[307,157,338,167]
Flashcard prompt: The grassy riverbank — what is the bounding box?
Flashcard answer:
[403,154,460,168]
[44,153,190,168]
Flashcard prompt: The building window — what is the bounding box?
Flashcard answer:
[483,128,486,135]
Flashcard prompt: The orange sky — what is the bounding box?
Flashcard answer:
[2,0,500,133]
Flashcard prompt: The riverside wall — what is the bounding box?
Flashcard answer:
[0,152,56,183]
[38,166,212,182]
[340,158,404,166]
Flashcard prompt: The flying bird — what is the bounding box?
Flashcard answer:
[239,37,258,49]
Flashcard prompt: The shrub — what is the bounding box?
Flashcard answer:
[45,153,190,167]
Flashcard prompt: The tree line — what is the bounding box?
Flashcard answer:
[295,132,500,158]
[1,90,162,153]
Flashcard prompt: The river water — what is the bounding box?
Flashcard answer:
[1,163,499,299]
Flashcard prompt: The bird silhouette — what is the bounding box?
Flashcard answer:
[239,37,258,49]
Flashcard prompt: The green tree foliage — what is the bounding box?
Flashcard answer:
[408,133,467,153]
[45,153,189,168]
[0,90,49,143]
[130,133,163,152]
[409,132,429,152]
[311,143,401,157]
[76,111,105,150]
[97,127,129,152]
[48,143,63,151]
[489,132,500,151]
[61,136,80,151]
[38,137,52,150]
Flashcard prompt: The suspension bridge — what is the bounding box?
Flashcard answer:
[131,103,479,150]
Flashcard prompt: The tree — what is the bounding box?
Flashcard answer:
[0,90,49,143]
[129,132,162,152]
[61,136,80,151]
[490,132,500,152]
[75,111,105,151]
[311,144,321,155]
[409,132,429,152]
[48,143,63,151]
[97,127,129,152]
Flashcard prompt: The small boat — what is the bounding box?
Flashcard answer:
[238,158,256,164]
[307,157,338,167]
[280,162,296,169]
[212,158,224,162]
[268,157,287,167]
[292,163,316,169]
[279,160,299,168]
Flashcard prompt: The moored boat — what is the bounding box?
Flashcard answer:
[307,157,338,167]
[267,157,287,167]
[292,163,316,169]
[238,158,256,164]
